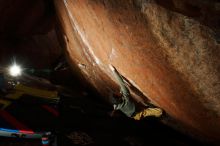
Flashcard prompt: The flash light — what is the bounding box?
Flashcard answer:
[9,64,22,77]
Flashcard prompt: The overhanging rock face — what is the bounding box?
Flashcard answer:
[55,0,220,143]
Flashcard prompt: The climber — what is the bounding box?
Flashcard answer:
[110,65,163,120]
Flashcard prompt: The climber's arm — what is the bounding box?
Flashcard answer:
[110,65,136,117]
[110,65,130,98]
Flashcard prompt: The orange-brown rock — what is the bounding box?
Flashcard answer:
[54,0,220,143]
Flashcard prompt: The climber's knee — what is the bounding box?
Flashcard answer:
[133,108,163,120]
